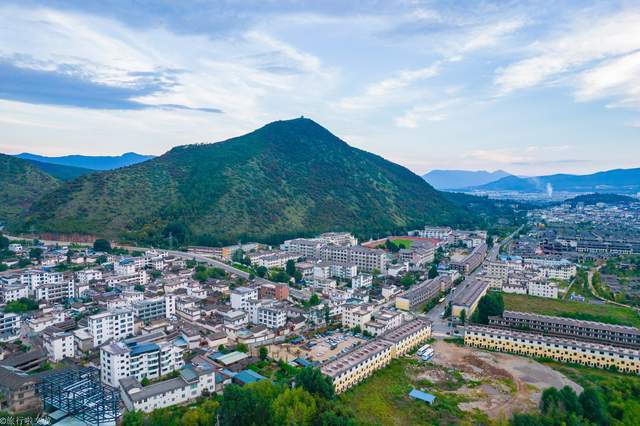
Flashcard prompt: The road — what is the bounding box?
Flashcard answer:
[4,234,250,279]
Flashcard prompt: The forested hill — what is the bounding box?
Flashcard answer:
[0,154,60,222]
[12,118,475,245]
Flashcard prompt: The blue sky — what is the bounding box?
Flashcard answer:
[1,0,639,176]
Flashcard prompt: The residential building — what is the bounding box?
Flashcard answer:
[395,276,449,311]
[451,279,490,318]
[450,243,488,274]
[465,325,640,374]
[527,281,559,299]
[230,287,258,310]
[342,304,374,329]
[489,311,640,348]
[0,311,21,342]
[35,279,75,302]
[351,274,373,289]
[133,295,176,322]
[88,308,135,347]
[100,340,184,388]
[42,328,75,362]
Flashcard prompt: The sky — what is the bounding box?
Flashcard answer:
[1,0,639,177]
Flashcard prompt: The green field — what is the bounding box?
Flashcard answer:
[391,238,413,249]
[503,293,640,328]
[336,358,487,426]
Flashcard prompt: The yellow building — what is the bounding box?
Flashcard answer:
[465,325,640,374]
[322,319,432,393]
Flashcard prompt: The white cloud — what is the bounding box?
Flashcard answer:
[336,63,440,110]
[394,99,458,128]
[495,9,640,95]
[575,51,640,108]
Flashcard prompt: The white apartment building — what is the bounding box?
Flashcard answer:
[106,270,149,287]
[252,252,299,269]
[20,270,65,292]
[318,232,358,246]
[352,274,373,289]
[43,328,75,362]
[0,283,29,303]
[527,281,559,299]
[0,311,21,341]
[320,246,388,273]
[100,340,184,388]
[365,310,403,336]
[76,269,103,284]
[133,295,176,322]
[342,305,374,329]
[418,227,452,240]
[257,305,287,329]
[283,238,324,258]
[88,308,135,347]
[120,364,216,413]
[313,261,358,280]
[35,280,75,302]
[230,287,258,310]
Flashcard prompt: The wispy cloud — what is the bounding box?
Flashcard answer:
[394,99,459,128]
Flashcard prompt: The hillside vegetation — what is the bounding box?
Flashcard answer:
[0,154,60,222]
[13,118,479,245]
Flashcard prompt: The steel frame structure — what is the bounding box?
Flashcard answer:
[36,367,119,425]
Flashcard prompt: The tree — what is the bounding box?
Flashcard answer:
[140,377,151,387]
[295,367,335,400]
[95,255,108,264]
[273,387,317,426]
[220,384,262,426]
[93,239,112,253]
[121,410,145,426]
[134,284,145,292]
[428,264,439,279]
[259,346,269,361]
[308,294,320,306]
[236,343,249,353]
[384,240,400,253]
[29,247,43,261]
[285,259,297,276]
[270,269,290,283]
[579,387,608,425]
[399,274,415,289]
[256,266,268,278]
[459,309,467,325]
[0,234,9,251]
[475,292,504,324]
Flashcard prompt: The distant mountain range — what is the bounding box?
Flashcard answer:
[22,159,94,181]
[8,118,485,245]
[471,168,640,194]
[16,152,154,171]
[422,169,512,190]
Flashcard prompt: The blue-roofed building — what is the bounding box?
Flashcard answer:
[409,389,436,405]
[233,369,267,386]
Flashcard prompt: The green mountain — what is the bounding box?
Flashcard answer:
[564,193,638,206]
[24,159,93,181]
[0,154,60,222]
[13,118,473,245]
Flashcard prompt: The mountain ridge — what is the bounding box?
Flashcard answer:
[12,118,475,245]
[16,152,155,170]
[471,168,640,194]
[423,169,512,190]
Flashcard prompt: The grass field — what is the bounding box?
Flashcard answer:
[503,293,640,328]
[336,358,488,426]
[391,238,413,249]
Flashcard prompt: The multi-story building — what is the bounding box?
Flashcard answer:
[489,311,640,348]
[451,279,489,318]
[42,328,75,362]
[88,308,135,347]
[76,269,103,284]
[395,276,448,311]
[100,339,184,388]
[351,274,373,289]
[419,227,452,240]
[318,232,358,246]
[133,295,176,322]
[465,325,640,374]
[365,310,403,336]
[527,281,559,299]
[399,244,435,267]
[35,280,75,302]
[120,362,216,413]
[0,311,21,341]
[283,238,324,258]
[320,245,388,273]
[0,283,29,303]
[106,270,148,287]
[252,252,299,269]
[258,281,289,301]
[257,304,287,329]
[20,270,65,293]
[342,304,374,329]
[313,261,358,280]
[323,319,432,393]
[230,287,258,310]
[450,244,487,274]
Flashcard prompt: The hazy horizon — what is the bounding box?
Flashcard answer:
[2,1,640,176]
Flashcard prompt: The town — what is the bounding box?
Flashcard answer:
[0,196,638,425]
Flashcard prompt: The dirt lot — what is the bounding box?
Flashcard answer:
[430,341,582,419]
[268,333,366,363]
